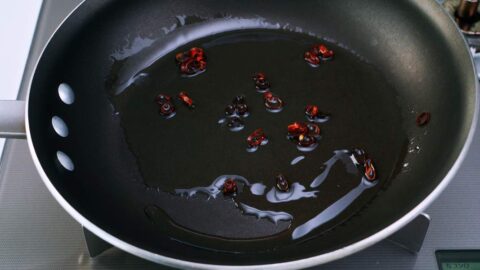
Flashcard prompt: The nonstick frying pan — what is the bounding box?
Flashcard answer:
[0,0,477,269]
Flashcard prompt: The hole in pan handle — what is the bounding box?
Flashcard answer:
[0,100,26,139]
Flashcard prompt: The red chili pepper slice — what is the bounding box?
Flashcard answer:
[176,47,207,76]
[247,128,267,148]
[275,174,290,192]
[364,158,377,181]
[223,179,237,195]
[305,105,319,118]
[304,51,320,66]
[178,91,195,109]
[287,122,308,141]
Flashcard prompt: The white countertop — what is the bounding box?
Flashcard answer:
[0,1,42,159]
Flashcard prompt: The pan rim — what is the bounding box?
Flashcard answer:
[24,0,479,269]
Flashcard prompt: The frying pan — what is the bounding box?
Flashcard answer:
[0,0,477,269]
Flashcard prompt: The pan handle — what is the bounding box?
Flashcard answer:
[0,100,26,139]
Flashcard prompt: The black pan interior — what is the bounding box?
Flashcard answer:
[28,0,476,265]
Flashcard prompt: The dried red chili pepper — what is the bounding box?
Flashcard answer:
[364,158,377,181]
[253,72,271,92]
[287,122,308,141]
[180,59,207,76]
[287,122,319,151]
[159,102,176,118]
[257,81,271,92]
[176,47,207,76]
[275,174,290,192]
[304,50,320,66]
[247,128,268,149]
[305,105,319,118]
[263,91,273,99]
[322,50,334,60]
[235,103,249,117]
[223,179,237,195]
[225,104,236,116]
[416,112,431,127]
[155,94,176,118]
[189,47,204,60]
[220,95,250,132]
[305,44,334,66]
[224,103,248,117]
[316,44,334,60]
[178,91,195,109]
[263,91,284,112]
[180,58,194,74]
[350,148,377,181]
[305,104,330,123]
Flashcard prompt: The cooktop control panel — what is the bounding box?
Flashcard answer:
[436,250,480,270]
